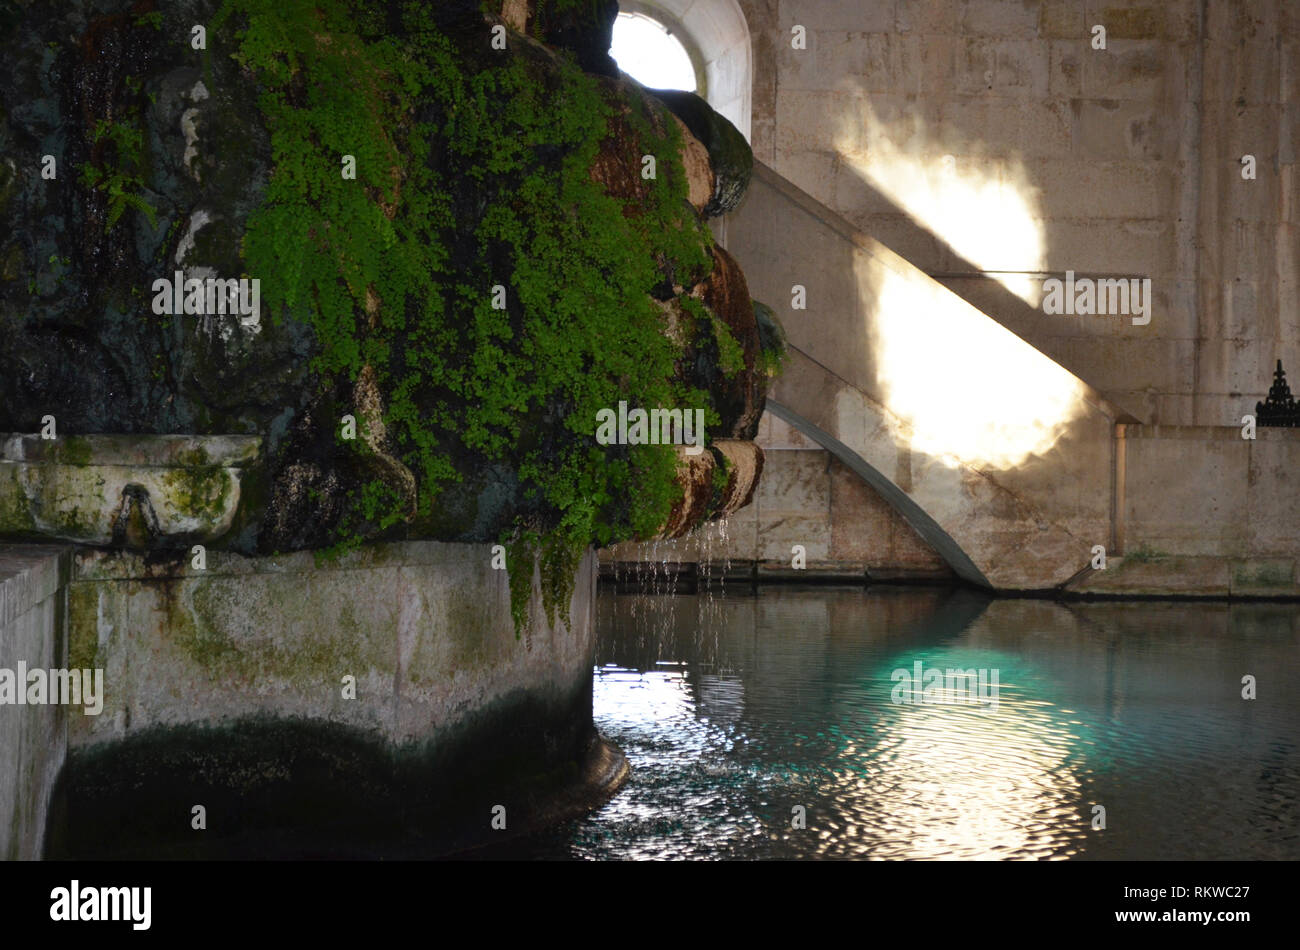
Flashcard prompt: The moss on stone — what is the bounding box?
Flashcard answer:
[0,242,21,283]
[212,0,735,631]
[182,576,390,682]
[1122,544,1169,564]
[54,435,93,467]
[0,466,37,534]
[65,584,103,673]
[1232,562,1294,588]
[3,1,761,635]
[162,464,232,524]
[754,300,789,378]
[0,157,16,215]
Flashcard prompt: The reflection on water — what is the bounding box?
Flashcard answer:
[502,586,1300,860]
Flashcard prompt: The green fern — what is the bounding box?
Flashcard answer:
[218,0,727,634]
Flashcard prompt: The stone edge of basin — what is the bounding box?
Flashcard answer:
[1060,554,1300,600]
[0,433,262,468]
[447,732,631,858]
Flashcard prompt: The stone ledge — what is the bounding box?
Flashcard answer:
[1119,423,1300,441]
[1062,555,1300,599]
[72,540,505,581]
[1,433,261,467]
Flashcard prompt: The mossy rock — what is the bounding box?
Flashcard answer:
[687,246,765,440]
[1,1,771,628]
[753,299,789,378]
[648,89,754,217]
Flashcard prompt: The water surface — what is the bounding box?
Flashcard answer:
[498,585,1300,860]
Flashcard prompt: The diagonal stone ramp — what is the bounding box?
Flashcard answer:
[724,163,1134,590]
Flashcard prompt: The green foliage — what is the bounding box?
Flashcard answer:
[78,119,157,233]
[218,0,724,633]
[681,295,744,379]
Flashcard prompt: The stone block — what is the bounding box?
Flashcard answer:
[1094,4,1166,41]
[1042,0,1086,39]
[784,0,897,33]
[962,0,1040,38]
[1071,97,1172,161]
[0,546,69,860]
[1041,214,1173,273]
[894,0,965,35]
[1049,40,1083,96]
[1081,39,1178,101]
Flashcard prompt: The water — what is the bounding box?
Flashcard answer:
[497,585,1300,860]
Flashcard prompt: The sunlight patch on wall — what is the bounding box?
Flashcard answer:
[862,253,1086,470]
[835,102,1045,306]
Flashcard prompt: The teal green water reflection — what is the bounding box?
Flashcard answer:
[501,585,1300,860]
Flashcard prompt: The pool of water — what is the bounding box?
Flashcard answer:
[493,585,1300,860]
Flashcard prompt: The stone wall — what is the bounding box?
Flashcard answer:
[0,546,69,860]
[619,158,1300,592]
[65,542,599,750]
[3,541,621,858]
[1063,423,1300,597]
[735,0,1298,427]
[1119,424,1300,559]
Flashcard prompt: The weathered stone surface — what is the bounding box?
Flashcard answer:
[589,78,668,208]
[0,2,306,440]
[65,542,599,744]
[1117,424,1300,559]
[711,438,764,515]
[499,0,532,32]
[672,115,716,213]
[590,77,718,228]
[754,299,788,369]
[1064,555,1232,597]
[655,438,764,539]
[659,447,715,540]
[727,163,1123,590]
[0,434,260,546]
[758,0,1297,429]
[1,540,627,858]
[352,364,418,523]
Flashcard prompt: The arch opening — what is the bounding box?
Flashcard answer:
[613,0,751,142]
[611,12,697,92]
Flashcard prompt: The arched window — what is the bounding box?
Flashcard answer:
[610,12,698,92]
[610,0,751,142]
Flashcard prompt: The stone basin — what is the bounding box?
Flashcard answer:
[0,434,260,547]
